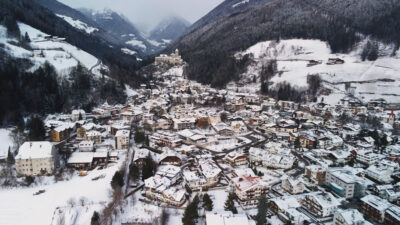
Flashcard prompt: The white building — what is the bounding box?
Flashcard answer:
[230,175,269,206]
[78,140,94,152]
[15,142,57,176]
[71,109,86,122]
[115,130,130,150]
[365,164,393,184]
[301,192,340,218]
[326,168,358,199]
[333,209,372,225]
[282,177,305,194]
[356,150,380,165]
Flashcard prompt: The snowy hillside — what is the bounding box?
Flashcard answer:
[0,22,106,77]
[0,129,13,160]
[56,14,99,34]
[237,39,400,104]
[0,153,125,225]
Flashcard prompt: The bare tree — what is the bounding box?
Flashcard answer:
[56,212,66,225]
[79,197,87,206]
[67,197,76,207]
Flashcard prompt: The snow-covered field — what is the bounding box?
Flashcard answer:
[162,66,184,77]
[238,39,400,104]
[0,22,102,76]
[0,152,126,225]
[56,14,98,34]
[0,129,13,160]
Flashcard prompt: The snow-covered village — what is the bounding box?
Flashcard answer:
[1,0,400,225]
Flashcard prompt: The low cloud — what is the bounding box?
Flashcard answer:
[59,0,223,32]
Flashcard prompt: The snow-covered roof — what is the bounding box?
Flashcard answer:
[361,195,391,212]
[16,142,54,160]
[115,129,130,137]
[67,152,93,164]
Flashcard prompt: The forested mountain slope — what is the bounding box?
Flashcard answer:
[170,0,400,87]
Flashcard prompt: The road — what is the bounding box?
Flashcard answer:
[89,60,101,73]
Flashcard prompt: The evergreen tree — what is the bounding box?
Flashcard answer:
[110,171,124,189]
[256,195,268,225]
[7,147,14,165]
[294,137,301,150]
[145,135,150,146]
[4,16,20,38]
[91,211,100,225]
[129,164,140,182]
[26,116,46,141]
[224,192,237,214]
[24,32,31,43]
[134,127,145,143]
[142,153,155,181]
[203,193,213,211]
[182,195,200,225]
[381,134,389,154]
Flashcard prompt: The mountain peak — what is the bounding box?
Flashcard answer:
[149,15,191,43]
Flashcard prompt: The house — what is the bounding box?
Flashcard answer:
[305,165,326,185]
[158,150,182,166]
[173,118,196,130]
[356,150,379,165]
[230,175,269,207]
[282,178,305,194]
[249,147,295,169]
[110,120,131,136]
[326,168,363,199]
[15,142,57,176]
[333,209,372,225]
[360,195,391,223]
[133,148,150,167]
[211,122,234,136]
[71,109,86,121]
[144,165,186,206]
[224,151,248,167]
[183,170,209,191]
[199,160,221,185]
[67,152,94,170]
[78,140,94,152]
[150,131,182,148]
[50,125,72,142]
[205,212,250,225]
[87,130,102,144]
[115,130,130,150]
[385,205,400,225]
[269,195,305,225]
[301,192,340,218]
[365,164,393,184]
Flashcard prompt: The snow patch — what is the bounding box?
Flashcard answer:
[0,129,13,160]
[232,0,250,8]
[126,39,147,50]
[121,48,137,55]
[56,14,98,34]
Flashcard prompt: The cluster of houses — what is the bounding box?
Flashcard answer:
[9,59,400,224]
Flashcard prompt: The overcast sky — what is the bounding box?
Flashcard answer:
[59,0,224,33]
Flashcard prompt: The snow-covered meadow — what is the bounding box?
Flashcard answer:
[0,152,126,225]
[0,22,104,77]
[238,39,400,104]
[0,129,13,160]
